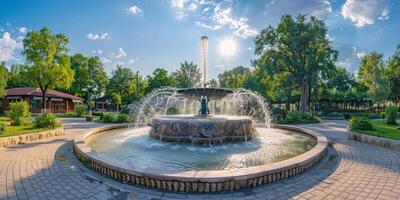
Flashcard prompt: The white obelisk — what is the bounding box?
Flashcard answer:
[200,36,208,87]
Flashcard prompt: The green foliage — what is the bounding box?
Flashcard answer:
[349,117,373,131]
[93,112,104,120]
[146,68,175,93]
[7,101,30,126]
[7,64,30,88]
[172,61,201,87]
[387,45,400,101]
[380,112,386,119]
[271,107,287,121]
[218,66,251,89]
[102,113,115,123]
[277,111,320,124]
[254,14,338,112]
[0,123,5,133]
[33,114,57,128]
[0,62,8,98]
[343,112,381,120]
[324,112,344,118]
[166,107,179,115]
[68,54,108,101]
[74,104,87,117]
[358,52,389,102]
[385,105,398,125]
[116,114,130,123]
[85,115,94,122]
[22,27,74,111]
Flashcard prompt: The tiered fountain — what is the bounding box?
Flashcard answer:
[74,36,327,193]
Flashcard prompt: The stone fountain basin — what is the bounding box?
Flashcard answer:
[73,124,328,193]
[149,115,256,144]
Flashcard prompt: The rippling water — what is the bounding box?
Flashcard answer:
[85,127,316,173]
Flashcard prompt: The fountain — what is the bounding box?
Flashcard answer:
[74,36,327,193]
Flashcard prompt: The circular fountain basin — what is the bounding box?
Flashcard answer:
[149,115,256,144]
[74,125,328,192]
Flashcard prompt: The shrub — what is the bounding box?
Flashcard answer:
[85,115,94,122]
[166,107,179,115]
[278,111,320,124]
[64,112,78,117]
[34,114,57,128]
[0,123,5,133]
[324,112,344,118]
[117,114,130,123]
[7,101,30,126]
[380,112,386,119]
[349,117,373,131]
[271,107,287,121]
[102,113,115,123]
[385,105,398,125]
[74,104,88,117]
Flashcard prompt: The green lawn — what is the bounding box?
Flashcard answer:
[0,117,62,138]
[355,120,400,140]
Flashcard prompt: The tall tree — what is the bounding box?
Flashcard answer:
[172,61,201,88]
[358,52,389,103]
[0,62,8,98]
[218,66,251,89]
[146,68,175,93]
[22,27,74,113]
[7,64,30,88]
[253,14,337,112]
[107,65,134,105]
[68,54,108,102]
[387,44,400,102]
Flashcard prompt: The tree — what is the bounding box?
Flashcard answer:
[22,27,74,113]
[253,14,337,112]
[172,61,201,88]
[387,44,400,102]
[206,79,219,87]
[218,66,251,89]
[358,52,389,103]
[107,65,134,105]
[6,64,30,88]
[0,62,8,98]
[68,54,108,103]
[146,68,175,93]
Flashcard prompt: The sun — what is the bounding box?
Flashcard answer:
[217,37,238,57]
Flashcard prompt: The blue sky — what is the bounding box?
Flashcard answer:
[0,0,399,79]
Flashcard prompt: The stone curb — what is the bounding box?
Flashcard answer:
[74,124,328,193]
[347,128,400,151]
[0,126,65,148]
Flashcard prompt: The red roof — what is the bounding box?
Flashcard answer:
[6,87,84,101]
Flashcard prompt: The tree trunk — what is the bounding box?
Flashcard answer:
[285,95,291,112]
[299,78,307,112]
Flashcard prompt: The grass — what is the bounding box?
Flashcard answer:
[0,117,62,137]
[354,120,400,140]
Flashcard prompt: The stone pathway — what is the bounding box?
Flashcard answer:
[0,119,399,200]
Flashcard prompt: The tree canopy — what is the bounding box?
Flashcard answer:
[172,61,201,88]
[0,62,8,98]
[22,27,74,112]
[253,14,337,112]
[146,68,175,93]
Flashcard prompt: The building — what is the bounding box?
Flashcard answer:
[94,96,118,112]
[1,87,84,114]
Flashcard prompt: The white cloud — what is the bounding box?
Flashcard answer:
[18,27,27,33]
[100,57,111,63]
[0,32,22,62]
[195,21,221,30]
[86,33,110,40]
[208,6,257,39]
[127,6,143,15]
[111,48,127,58]
[170,0,185,20]
[265,0,332,19]
[127,58,135,65]
[188,3,198,11]
[356,52,366,59]
[91,49,103,54]
[341,0,390,27]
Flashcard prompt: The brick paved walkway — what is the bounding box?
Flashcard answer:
[0,119,399,200]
